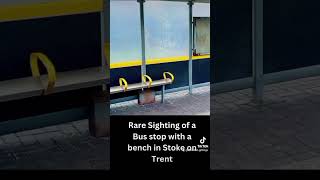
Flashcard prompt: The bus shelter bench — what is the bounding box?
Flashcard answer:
[110,72,174,103]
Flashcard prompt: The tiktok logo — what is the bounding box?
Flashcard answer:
[200,137,206,144]
[198,137,209,152]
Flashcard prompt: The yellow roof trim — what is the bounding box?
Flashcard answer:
[0,0,103,23]
[110,55,211,69]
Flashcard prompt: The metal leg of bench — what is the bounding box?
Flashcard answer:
[89,88,109,137]
[161,85,165,103]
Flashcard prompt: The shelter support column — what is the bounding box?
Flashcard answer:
[188,0,194,94]
[138,0,146,78]
[89,0,109,137]
[89,87,109,137]
[102,0,109,78]
[252,0,264,102]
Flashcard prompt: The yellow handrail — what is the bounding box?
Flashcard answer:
[119,78,128,92]
[163,72,174,82]
[30,52,57,95]
[142,75,153,88]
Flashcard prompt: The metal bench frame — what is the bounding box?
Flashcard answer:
[110,72,174,103]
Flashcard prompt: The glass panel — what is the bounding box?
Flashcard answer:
[144,1,210,61]
[194,2,210,17]
[194,3,211,55]
[194,17,210,55]
[110,1,210,65]
[110,1,141,64]
[144,1,188,60]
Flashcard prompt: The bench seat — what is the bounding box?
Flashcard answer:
[110,78,173,95]
[0,66,109,102]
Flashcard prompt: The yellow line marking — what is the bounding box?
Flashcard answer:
[110,54,211,69]
[0,0,103,22]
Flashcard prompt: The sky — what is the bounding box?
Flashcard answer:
[110,1,210,63]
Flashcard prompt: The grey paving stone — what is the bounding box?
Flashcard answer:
[278,157,320,170]
[18,135,38,146]
[16,126,58,137]
[0,119,109,170]
[1,134,20,145]
[212,76,320,170]
[34,134,55,147]
[72,121,89,134]
[58,125,80,137]
[290,151,320,162]
[111,86,210,115]
[0,137,5,146]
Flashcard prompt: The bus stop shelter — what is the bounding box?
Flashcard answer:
[110,0,211,104]
[213,0,320,102]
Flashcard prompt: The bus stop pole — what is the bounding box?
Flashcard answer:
[89,0,109,137]
[252,0,264,102]
[138,0,147,78]
[188,0,194,94]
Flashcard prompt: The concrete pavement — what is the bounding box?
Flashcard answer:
[212,76,320,169]
[111,85,210,116]
[0,120,109,169]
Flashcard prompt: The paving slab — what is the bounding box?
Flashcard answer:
[111,86,210,116]
[212,76,320,169]
[0,120,109,170]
